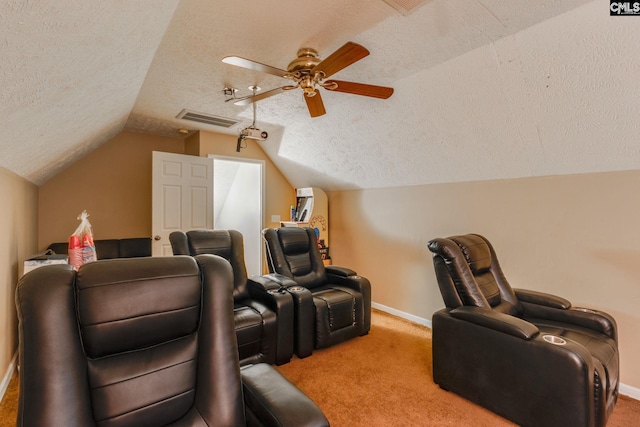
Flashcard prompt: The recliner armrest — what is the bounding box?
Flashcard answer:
[515,289,617,340]
[514,288,571,309]
[241,364,329,427]
[326,268,368,293]
[250,273,297,291]
[325,265,357,277]
[449,306,539,340]
[247,275,295,365]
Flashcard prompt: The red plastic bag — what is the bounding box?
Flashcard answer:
[68,210,97,270]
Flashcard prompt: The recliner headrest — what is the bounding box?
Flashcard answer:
[450,234,492,274]
[76,256,201,359]
[278,228,311,256]
[187,230,232,258]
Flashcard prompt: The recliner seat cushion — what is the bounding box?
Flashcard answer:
[312,285,363,348]
[234,304,264,362]
[313,288,355,331]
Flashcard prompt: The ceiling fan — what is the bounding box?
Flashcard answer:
[222,42,394,118]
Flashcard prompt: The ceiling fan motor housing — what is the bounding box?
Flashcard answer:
[287,48,321,72]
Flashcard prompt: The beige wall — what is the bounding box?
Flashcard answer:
[0,166,38,381]
[328,170,640,390]
[38,131,185,248]
[38,129,294,249]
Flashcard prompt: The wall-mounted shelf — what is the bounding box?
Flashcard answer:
[280,187,330,264]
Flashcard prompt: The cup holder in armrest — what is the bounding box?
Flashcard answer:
[267,289,286,295]
[543,334,566,345]
[288,286,306,292]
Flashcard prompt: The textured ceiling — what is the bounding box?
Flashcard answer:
[2,0,639,189]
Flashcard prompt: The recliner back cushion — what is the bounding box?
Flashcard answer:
[279,229,312,276]
[94,240,120,259]
[188,230,232,258]
[186,230,249,299]
[118,238,152,258]
[276,228,326,288]
[452,235,502,308]
[77,257,201,427]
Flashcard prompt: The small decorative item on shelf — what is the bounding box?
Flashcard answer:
[281,187,330,265]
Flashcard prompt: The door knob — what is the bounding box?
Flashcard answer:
[154,235,161,241]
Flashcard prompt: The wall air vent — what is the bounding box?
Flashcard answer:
[176,109,240,128]
[382,0,427,15]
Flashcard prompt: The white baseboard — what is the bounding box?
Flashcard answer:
[0,351,18,403]
[619,383,640,400]
[372,301,432,328]
[372,302,640,400]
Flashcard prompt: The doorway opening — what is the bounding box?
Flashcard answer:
[211,156,264,276]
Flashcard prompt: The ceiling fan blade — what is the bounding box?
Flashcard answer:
[222,56,289,78]
[311,42,369,79]
[234,87,286,106]
[324,80,394,99]
[304,92,326,117]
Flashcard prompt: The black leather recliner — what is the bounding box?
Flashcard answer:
[262,227,371,358]
[427,233,619,427]
[169,229,294,366]
[15,255,328,427]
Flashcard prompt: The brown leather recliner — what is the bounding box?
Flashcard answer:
[170,229,294,365]
[262,227,371,358]
[427,234,619,427]
[15,255,328,427]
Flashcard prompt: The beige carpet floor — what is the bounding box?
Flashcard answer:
[1,309,639,426]
[275,309,640,426]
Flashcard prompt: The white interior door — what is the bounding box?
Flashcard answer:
[211,156,264,276]
[152,151,213,256]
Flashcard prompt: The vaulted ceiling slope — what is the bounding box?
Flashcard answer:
[2,1,638,189]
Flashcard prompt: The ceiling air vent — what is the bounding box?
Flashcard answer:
[382,0,427,15]
[176,109,240,128]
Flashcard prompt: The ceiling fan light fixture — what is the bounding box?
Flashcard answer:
[300,75,316,93]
